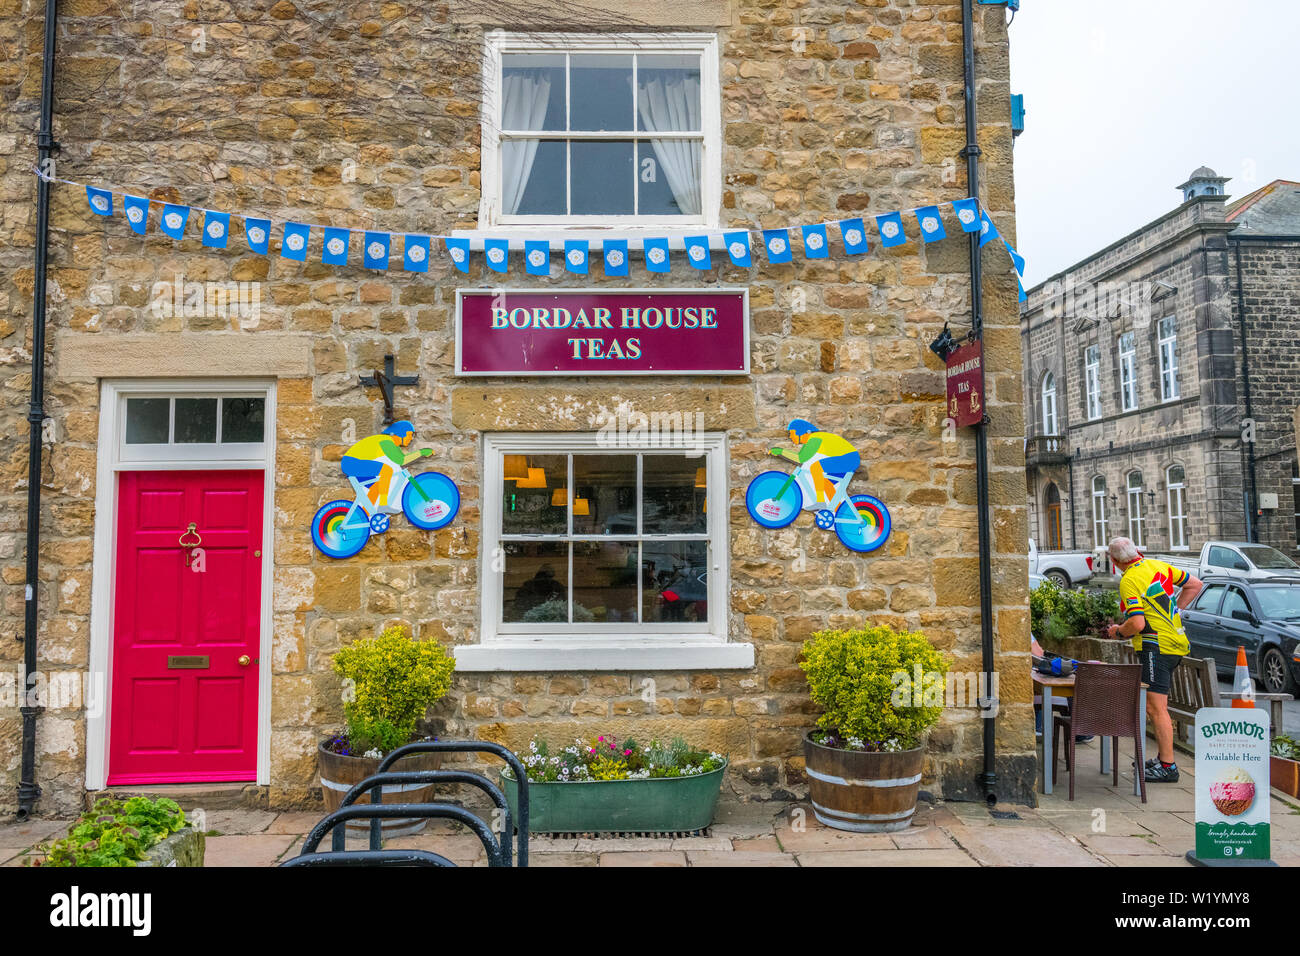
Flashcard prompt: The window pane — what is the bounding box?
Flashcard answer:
[502,541,569,623]
[501,54,565,131]
[573,541,639,623]
[124,398,170,444]
[174,398,217,444]
[1168,465,1184,485]
[638,139,702,216]
[570,54,633,131]
[570,140,634,215]
[643,454,707,534]
[221,397,265,443]
[1195,584,1224,611]
[642,540,708,623]
[637,54,701,132]
[505,139,567,216]
[502,454,567,535]
[572,454,637,535]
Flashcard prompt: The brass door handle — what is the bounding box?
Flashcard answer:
[237,655,251,667]
[180,522,202,568]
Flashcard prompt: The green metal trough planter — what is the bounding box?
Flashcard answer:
[500,761,727,833]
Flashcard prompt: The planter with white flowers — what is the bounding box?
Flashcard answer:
[499,735,727,834]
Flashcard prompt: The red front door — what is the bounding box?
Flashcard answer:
[108,470,263,784]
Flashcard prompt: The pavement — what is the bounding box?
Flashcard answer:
[4,737,1298,867]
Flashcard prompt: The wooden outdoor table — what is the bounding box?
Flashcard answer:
[1034,669,1147,797]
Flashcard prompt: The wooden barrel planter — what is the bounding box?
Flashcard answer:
[803,733,923,832]
[317,740,442,838]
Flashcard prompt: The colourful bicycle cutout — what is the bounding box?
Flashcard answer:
[311,421,459,559]
[745,422,891,553]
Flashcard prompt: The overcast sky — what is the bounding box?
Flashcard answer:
[1009,0,1300,288]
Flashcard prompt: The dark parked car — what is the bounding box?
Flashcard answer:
[1181,574,1300,695]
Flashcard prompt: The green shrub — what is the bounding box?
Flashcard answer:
[800,624,950,751]
[1030,579,1119,647]
[35,796,188,867]
[331,624,456,755]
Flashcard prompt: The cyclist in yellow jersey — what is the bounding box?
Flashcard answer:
[341,420,431,507]
[1104,537,1204,783]
[786,419,860,504]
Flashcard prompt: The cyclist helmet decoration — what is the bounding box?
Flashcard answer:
[745,422,891,553]
[310,419,460,559]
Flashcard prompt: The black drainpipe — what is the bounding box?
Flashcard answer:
[18,0,60,821]
[960,0,998,805]
[1231,238,1258,543]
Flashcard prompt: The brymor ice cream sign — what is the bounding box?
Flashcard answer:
[455,290,748,376]
[1192,708,1271,864]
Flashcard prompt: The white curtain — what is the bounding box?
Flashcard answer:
[501,70,552,216]
[637,74,702,216]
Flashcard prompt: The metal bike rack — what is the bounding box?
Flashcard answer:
[280,739,529,868]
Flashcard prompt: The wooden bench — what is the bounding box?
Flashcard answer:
[1118,647,1289,739]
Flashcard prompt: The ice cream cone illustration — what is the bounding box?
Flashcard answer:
[1209,766,1255,816]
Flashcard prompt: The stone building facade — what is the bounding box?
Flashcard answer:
[1,0,1031,816]
[1021,169,1300,561]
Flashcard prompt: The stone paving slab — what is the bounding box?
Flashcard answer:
[943,824,1105,867]
[597,851,687,866]
[204,834,299,867]
[797,848,978,866]
[686,850,799,866]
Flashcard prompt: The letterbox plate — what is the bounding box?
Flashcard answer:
[167,655,209,669]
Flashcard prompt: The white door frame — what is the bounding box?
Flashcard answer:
[86,378,278,791]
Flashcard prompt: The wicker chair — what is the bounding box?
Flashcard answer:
[1051,662,1146,803]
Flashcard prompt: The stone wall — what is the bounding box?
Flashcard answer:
[0,0,1031,816]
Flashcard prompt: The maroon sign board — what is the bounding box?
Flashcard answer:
[455,289,749,376]
[945,339,985,428]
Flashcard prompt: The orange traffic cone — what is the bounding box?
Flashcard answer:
[1231,645,1254,708]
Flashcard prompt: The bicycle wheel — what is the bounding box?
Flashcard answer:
[834,494,891,553]
[403,472,460,530]
[745,470,801,529]
[311,499,370,559]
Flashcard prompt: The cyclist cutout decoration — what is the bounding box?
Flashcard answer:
[311,420,460,559]
[745,419,891,553]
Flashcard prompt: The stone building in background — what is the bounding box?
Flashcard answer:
[1,0,1030,815]
[1021,168,1300,560]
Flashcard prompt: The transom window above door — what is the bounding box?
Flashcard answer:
[481,33,720,229]
[118,392,268,463]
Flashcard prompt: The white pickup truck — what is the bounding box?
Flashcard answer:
[1028,539,1096,589]
[1157,541,1300,582]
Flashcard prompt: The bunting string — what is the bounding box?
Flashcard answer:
[38,167,1026,294]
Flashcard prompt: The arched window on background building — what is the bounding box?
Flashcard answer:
[1041,372,1058,436]
[1092,475,1107,549]
[1167,464,1188,550]
[1127,470,1145,548]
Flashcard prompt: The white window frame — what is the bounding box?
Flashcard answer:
[475,31,722,241]
[86,378,278,792]
[1041,371,1058,436]
[1158,315,1180,402]
[1084,345,1102,421]
[455,431,752,672]
[1118,332,1138,412]
[1126,470,1145,548]
[1167,464,1189,551]
[1092,475,1108,549]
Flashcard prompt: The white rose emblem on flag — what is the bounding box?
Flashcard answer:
[367,241,386,260]
[528,249,546,268]
[567,249,584,266]
[286,232,304,251]
[606,249,625,267]
[958,208,976,225]
[449,246,466,263]
[407,244,425,263]
[689,244,706,260]
[728,241,746,259]
[206,221,225,239]
[882,221,899,239]
[327,237,345,256]
[126,206,143,223]
[165,212,183,231]
[487,247,505,264]
[922,216,939,233]
[248,226,266,244]
[768,236,787,255]
[806,232,824,251]
[844,229,863,246]
[91,195,109,212]
[647,247,666,265]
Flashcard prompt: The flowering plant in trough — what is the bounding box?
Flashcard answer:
[504,735,726,783]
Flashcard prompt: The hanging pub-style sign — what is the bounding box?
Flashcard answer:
[455,289,748,376]
[944,339,985,428]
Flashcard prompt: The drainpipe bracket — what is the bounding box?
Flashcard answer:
[977,696,998,715]
[36,132,60,151]
[959,144,982,160]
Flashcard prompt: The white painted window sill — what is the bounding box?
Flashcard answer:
[453,639,755,672]
[451,229,730,252]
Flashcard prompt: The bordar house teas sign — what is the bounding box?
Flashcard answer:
[1190,707,1273,866]
[456,289,748,376]
[944,339,984,428]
